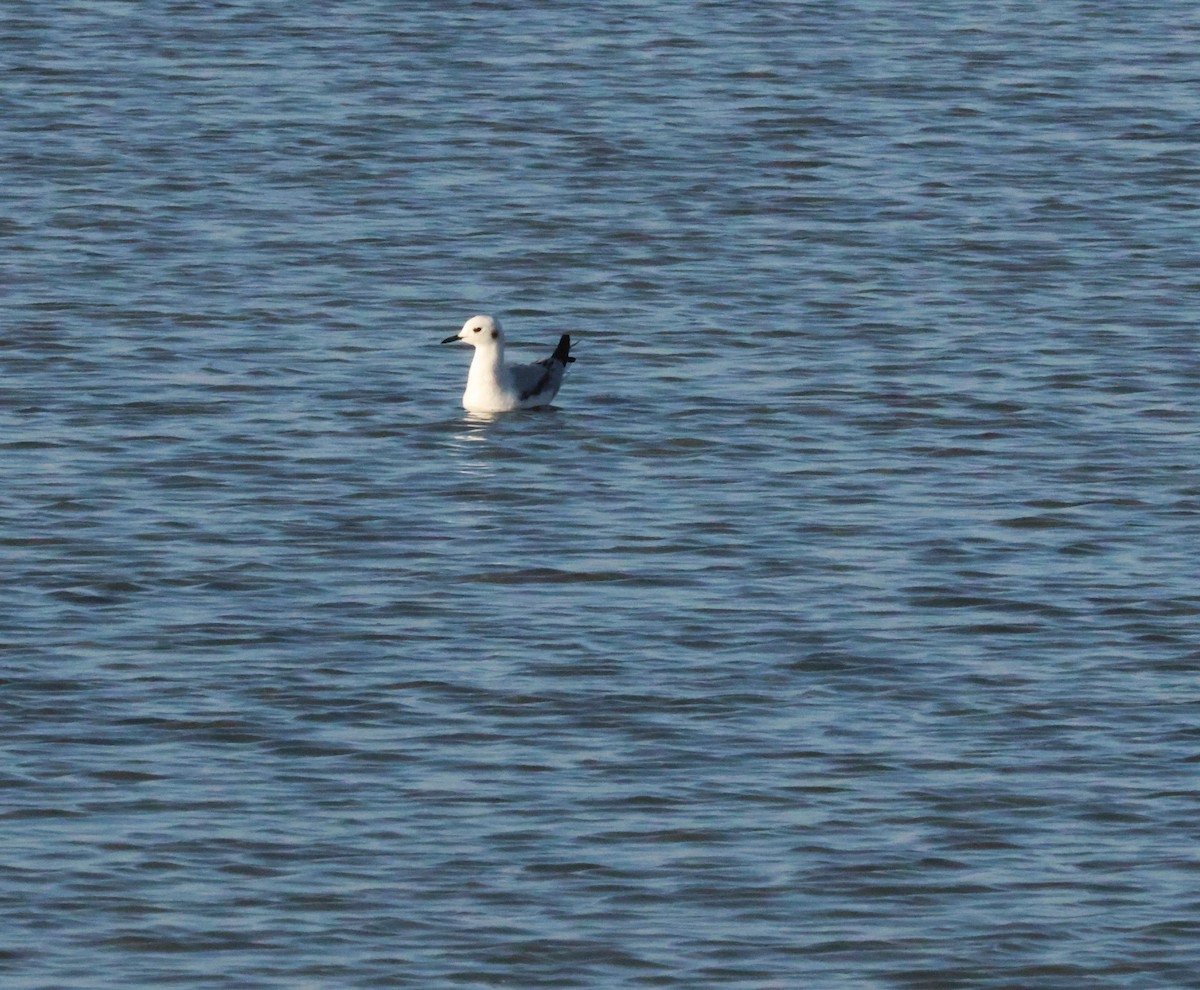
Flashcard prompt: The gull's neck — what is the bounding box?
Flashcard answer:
[467,341,507,387]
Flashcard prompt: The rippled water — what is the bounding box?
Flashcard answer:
[4,3,1199,988]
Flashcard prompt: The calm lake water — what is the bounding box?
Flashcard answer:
[4,2,1199,988]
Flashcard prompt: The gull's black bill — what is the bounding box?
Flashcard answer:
[441,334,461,344]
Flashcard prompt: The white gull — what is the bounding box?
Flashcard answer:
[441,314,574,413]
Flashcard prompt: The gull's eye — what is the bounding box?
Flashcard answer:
[473,327,481,333]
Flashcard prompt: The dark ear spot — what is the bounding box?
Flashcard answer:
[492,330,499,339]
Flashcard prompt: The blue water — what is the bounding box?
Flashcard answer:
[3,3,1199,988]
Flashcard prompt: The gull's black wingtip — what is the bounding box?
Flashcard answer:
[553,333,576,364]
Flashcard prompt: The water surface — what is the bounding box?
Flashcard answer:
[3,2,1199,988]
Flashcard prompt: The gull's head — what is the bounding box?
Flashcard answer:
[441,314,503,349]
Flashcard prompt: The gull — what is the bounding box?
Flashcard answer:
[441,315,575,413]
